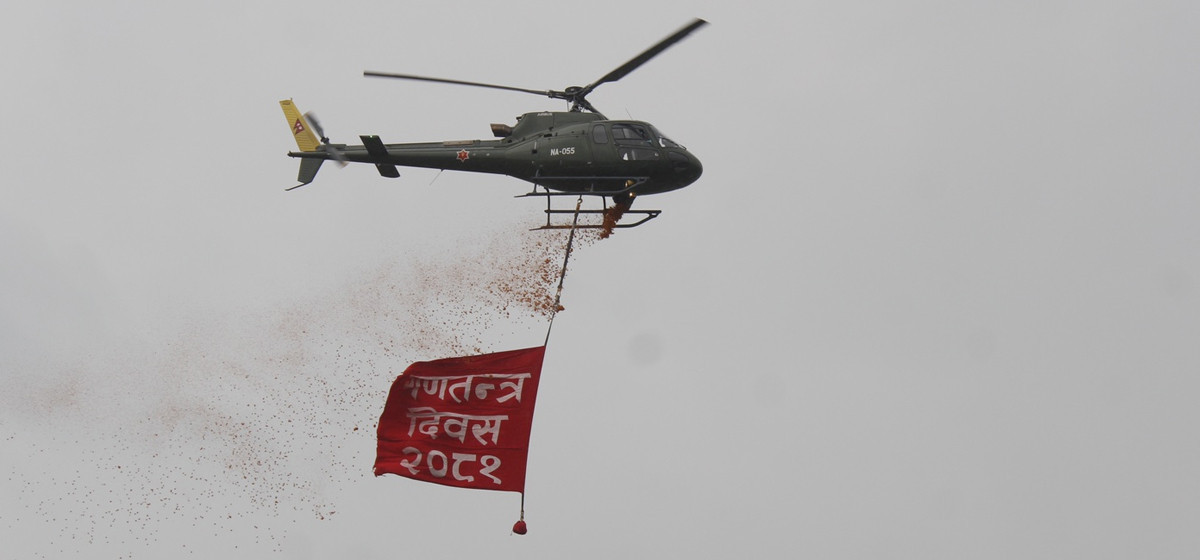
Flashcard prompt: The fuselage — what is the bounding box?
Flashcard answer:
[289,111,702,195]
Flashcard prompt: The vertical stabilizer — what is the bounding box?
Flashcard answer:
[280,99,321,152]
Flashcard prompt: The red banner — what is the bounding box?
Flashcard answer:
[375,346,545,493]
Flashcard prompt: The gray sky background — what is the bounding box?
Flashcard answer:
[3,1,1199,558]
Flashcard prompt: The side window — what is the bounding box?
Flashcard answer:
[619,147,661,161]
[592,124,608,144]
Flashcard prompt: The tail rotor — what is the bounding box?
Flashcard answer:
[303,111,348,168]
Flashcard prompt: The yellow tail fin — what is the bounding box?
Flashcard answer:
[280,99,321,152]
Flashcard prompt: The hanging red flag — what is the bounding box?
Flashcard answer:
[375,346,546,493]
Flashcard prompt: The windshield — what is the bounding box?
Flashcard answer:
[649,125,685,150]
[608,123,687,150]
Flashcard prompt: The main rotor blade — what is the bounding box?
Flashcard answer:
[363,71,552,97]
[583,18,708,93]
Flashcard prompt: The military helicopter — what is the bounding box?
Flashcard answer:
[280,18,706,230]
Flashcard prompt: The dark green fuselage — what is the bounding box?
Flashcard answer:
[289,111,702,195]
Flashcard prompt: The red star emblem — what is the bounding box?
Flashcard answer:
[456,149,470,162]
[293,119,305,135]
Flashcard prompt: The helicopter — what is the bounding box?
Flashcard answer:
[280,18,706,230]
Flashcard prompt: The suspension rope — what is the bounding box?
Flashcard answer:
[515,197,583,536]
[544,196,583,346]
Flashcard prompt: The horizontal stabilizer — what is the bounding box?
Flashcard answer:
[361,135,400,178]
[360,135,388,157]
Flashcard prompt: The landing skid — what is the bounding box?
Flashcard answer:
[519,179,662,231]
[534,207,661,231]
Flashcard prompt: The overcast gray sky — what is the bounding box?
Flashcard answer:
[3,1,1199,558]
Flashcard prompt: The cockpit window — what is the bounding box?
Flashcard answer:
[592,124,608,144]
[612,124,652,143]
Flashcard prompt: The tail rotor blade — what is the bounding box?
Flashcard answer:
[304,111,327,140]
[304,111,348,167]
[325,145,348,168]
